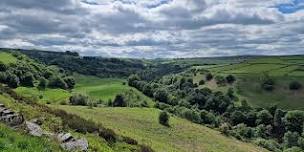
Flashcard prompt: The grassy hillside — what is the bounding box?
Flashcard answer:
[53,106,268,152]
[0,52,17,64]
[0,124,63,152]
[194,55,304,109]
[74,74,154,106]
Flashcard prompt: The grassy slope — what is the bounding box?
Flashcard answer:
[0,124,63,152]
[194,56,304,109]
[74,74,154,106]
[53,106,268,152]
[0,52,17,64]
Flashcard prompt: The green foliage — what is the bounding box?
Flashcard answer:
[159,111,170,127]
[226,75,236,84]
[113,94,127,107]
[153,89,169,103]
[254,138,281,152]
[284,110,304,133]
[283,131,300,149]
[199,79,205,85]
[256,110,273,125]
[289,81,302,90]
[261,77,275,91]
[69,94,90,106]
[206,73,213,81]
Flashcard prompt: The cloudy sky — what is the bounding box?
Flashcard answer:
[0,0,303,58]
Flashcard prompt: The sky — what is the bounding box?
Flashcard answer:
[0,0,304,58]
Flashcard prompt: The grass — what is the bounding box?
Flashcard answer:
[53,105,268,152]
[0,52,17,64]
[14,87,71,104]
[74,74,154,106]
[194,56,304,110]
[0,123,62,152]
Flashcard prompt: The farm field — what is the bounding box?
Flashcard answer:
[0,52,17,64]
[53,105,268,152]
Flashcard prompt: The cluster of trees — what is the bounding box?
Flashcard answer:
[129,72,304,152]
[21,49,146,78]
[0,52,75,90]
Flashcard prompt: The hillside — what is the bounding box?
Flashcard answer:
[52,106,268,152]
[192,55,304,109]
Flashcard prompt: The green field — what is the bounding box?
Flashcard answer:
[14,87,71,104]
[194,56,304,109]
[53,105,268,152]
[0,52,17,64]
[74,74,154,106]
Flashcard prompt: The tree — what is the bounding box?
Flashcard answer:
[48,76,68,89]
[284,110,304,133]
[154,89,169,103]
[226,75,236,84]
[143,83,153,97]
[21,72,35,87]
[283,131,299,149]
[262,78,275,91]
[0,62,7,71]
[38,77,48,89]
[256,110,273,125]
[7,73,19,88]
[128,74,140,87]
[206,73,213,81]
[159,111,170,126]
[113,94,127,107]
[199,79,205,85]
[64,76,75,89]
[289,81,302,90]
[273,109,286,140]
[230,111,246,125]
[69,94,89,106]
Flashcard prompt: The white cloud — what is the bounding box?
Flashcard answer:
[0,0,303,58]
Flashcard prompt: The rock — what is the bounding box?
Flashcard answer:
[61,138,89,152]
[26,121,43,137]
[57,133,74,143]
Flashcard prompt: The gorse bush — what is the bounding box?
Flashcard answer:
[289,81,302,90]
[69,94,90,106]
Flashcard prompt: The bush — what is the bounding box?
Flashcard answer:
[38,77,48,89]
[113,94,127,107]
[153,89,169,103]
[48,76,67,89]
[262,78,275,91]
[159,111,170,127]
[69,94,89,106]
[283,131,300,149]
[138,145,154,152]
[226,75,236,84]
[283,147,302,152]
[205,73,213,81]
[199,79,205,85]
[219,123,231,136]
[122,136,138,145]
[99,128,117,143]
[284,110,304,133]
[215,75,226,86]
[289,81,302,90]
[256,110,273,125]
[200,110,216,125]
[254,138,282,152]
[233,124,255,140]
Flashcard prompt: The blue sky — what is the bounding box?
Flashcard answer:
[0,0,303,58]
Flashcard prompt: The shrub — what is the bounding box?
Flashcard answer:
[254,138,282,152]
[233,123,255,140]
[226,75,236,84]
[219,123,231,136]
[159,111,170,127]
[215,75,226,86]
[283,147,302,152]
[206,73,213,81]
[199,79,205,85]
[182,109,201,123]
[113,94,127,107]
[69,94,89,106]
[262,78,275,91]
[200,110,216,125]
[153,89,169,103]
[122,136,138,145]
[99,128,117,143]
[138,145,154,152]
[283,131,300,149]
[284,110,304,133]
[256,110,273,125]
[48,76,67,89]
[289,81,302,90]
[38,77,48,89]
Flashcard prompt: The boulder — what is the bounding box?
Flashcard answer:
[61,138,89,151]
[26,121,43,137]
[57,133,74,143]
